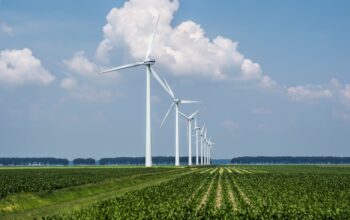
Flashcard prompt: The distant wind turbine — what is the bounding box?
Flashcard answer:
[193,119,201,165]
[160,78,201,166]
[208,139,215,165]
[200,124,205,165]
[99,15,169,167]
[179,109,200,166]
[204,128,208,164]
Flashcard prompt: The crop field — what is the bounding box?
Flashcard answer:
[1,165,350,219]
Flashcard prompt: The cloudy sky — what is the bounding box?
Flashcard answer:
[1,0,349,159]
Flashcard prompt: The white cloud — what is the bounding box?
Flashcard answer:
[0,48,54,86]
[222,119,240,131]
[287,85,333,101]
[240,58,262,80]
[60,77,113,102]
[259,75,277,88]
[285,79,350,107]
[60,78,77,90]
[0,22,13,35]
[63,51,100,77]
[95,0,272,82]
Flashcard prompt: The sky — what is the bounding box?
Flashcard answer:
[0,0,350,160]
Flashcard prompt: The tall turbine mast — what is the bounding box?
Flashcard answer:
[99,15,169,167]
[193,119,201,165]
[200,124,205,165]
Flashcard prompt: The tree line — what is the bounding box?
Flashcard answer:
[0,157,207,166]
[0,157,69,166]
[231,156,350,164]
[99,157,201,165]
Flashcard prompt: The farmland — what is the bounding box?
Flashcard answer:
[1,166,350,219]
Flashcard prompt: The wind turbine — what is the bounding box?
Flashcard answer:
[99,15,169,167]
[200,124,205,165]
[178,110,200,166]
[160,79,200,166]
[208,139,215,165]
[204,128,208,164]
[193,119,201,165]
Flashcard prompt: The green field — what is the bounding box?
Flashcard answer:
[0,165,349,219]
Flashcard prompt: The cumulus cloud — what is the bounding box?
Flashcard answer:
[61,51,119,102]
[63,51,101,77]
[259,75,277,88]
[95,0,273,84]
[60,77,113,102]
[72,0,350,108]
[0,22,13,35]
[240,59,262,80]
[60,78,77,90]
[285,78,350,106]
[287,85,333,101]
[0,48,54,86]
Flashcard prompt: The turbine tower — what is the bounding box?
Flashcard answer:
[200,124,205,165]
[179,110,200,166]
[204,128,208,164]
[99,15,169,167]
[208,139,215,165]
[161,78,200,166]
[193,119,201,165]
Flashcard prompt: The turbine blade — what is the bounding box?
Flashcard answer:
[160,102,175,128]
[201,124,206,134]
[181,100,201,104]
[189,109,200,119]
[178,110,188,119]
[145,14,160,59]
[162,77,175,98]
[99,62,142,74]
[150,67,173,97]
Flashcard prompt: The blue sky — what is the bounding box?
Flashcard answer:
[0,0,349,159]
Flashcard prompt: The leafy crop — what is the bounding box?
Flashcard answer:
[10,165,350,219]
[0,168,169,199]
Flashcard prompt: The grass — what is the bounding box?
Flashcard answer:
[0,168,196,220]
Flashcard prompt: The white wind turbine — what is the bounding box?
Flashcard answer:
[204,128,208,164]
[205,137,211,165]
[178,110,200,166]
[193,119,202,165]
[160,79,200,166]
[199,124,205,165]
[99,15,169,167]
[207,139,215,165]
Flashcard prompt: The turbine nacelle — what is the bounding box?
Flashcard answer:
[174,99,181,104]
[143,58,155,65]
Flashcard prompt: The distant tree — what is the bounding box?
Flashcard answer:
[73,158,96,165]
